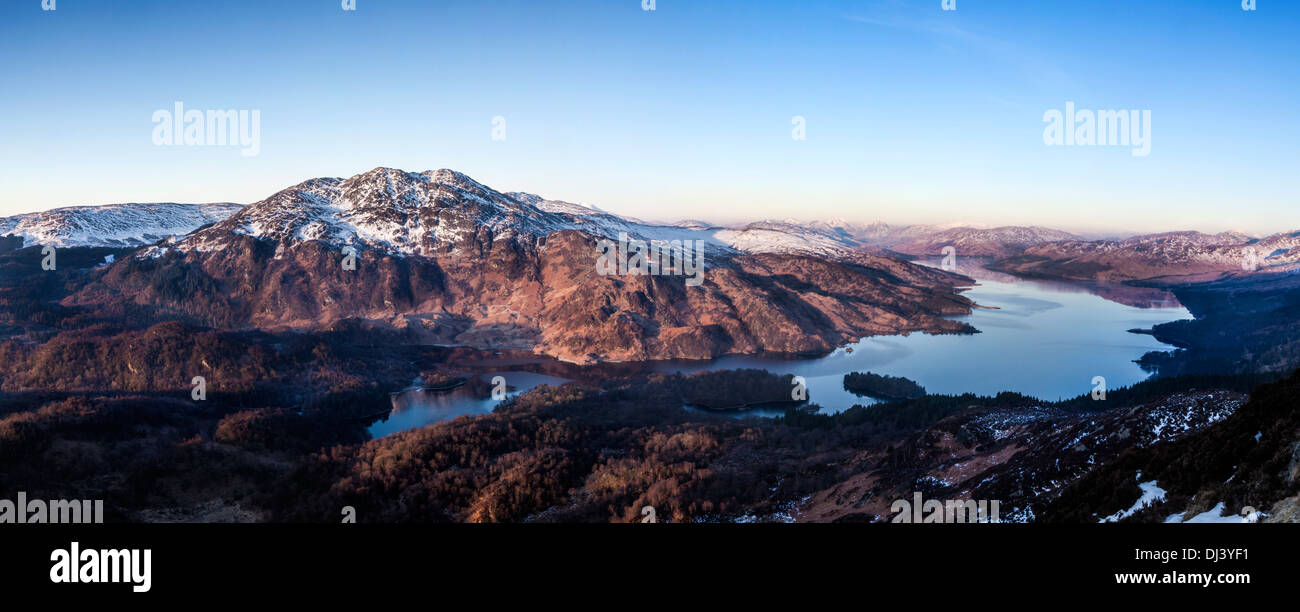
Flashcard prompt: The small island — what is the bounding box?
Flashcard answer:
[420,372,468,391]
[843,371,926,401]
[405,369,516,399]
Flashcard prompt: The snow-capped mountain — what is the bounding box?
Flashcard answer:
[3,168,877,260]
[769,219,1086,258]
[0,168,1105,264]
[11,170,1291,285]
[884,225,1084,258]
[505,192,615,218]
[169,167,864,259]
[1117,230,1256,247]
[713,220,863,257]
[502,191,726,250]
[69,167,977,364]
[670,219,717,231]
[0,202,242,248]
[796,218,902,244]
[177,169,579,256]
[992,230,1300,283]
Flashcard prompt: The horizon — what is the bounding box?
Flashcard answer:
[2,0,1297,236]
[0,164,1286,240]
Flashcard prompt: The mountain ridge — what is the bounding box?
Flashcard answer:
[64,167,980,364]
[0,202,242,248]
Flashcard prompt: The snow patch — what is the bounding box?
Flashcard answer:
[1100,477,1166,523]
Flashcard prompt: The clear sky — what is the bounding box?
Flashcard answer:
[1,0,1296,235]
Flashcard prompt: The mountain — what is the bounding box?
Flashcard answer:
[885,226,1084,258]
[501,199,877,258]
[67,167,978,363]
[770,219,1086,259]
[0,190,1095,265]
[711,220,864,257]
[789,218,959,245]
[990,230,1300,283]
[0,202,242,248]
[126,170,868,261]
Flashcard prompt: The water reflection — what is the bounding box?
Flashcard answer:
[943,258,1183,309]
[367,371,570,437]
[370,264,1191,431]
[649,267,1191,412]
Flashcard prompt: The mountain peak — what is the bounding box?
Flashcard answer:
[421,168,493,192]
[173,167,582,256]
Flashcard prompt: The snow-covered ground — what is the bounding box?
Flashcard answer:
[1100,474,1167,523]
[0,202,242,248]
[1165,502,1264,524]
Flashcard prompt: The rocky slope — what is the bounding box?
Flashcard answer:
[66,168,978,363]
[1042,369,1300,523]
[794,387,1248,523]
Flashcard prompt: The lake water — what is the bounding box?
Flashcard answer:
[366,371,571,438]
[650,270,1190,414]
[370,265,1191,433]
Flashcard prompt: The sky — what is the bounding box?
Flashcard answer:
[1,0,1297,236]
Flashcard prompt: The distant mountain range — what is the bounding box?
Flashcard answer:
[6,171,1296,288]
[992,230,1300,283]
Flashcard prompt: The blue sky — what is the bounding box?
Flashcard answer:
[1,0,1296,235]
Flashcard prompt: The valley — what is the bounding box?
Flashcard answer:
[2,169,1299,524]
